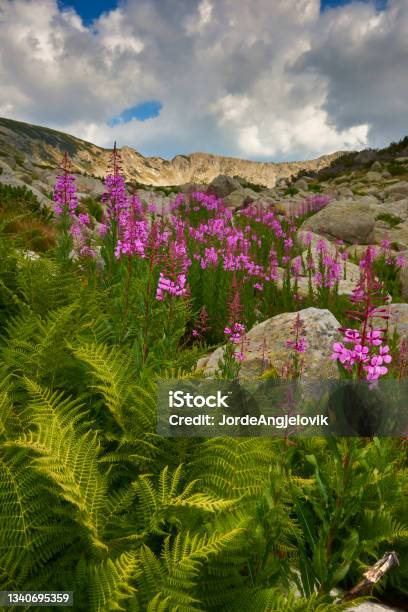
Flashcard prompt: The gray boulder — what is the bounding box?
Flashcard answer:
[372,303,408,346]
[384,181,408,199]
[224,188,258,210]
[208,174,242,199]
[301,199,378,244]
[198,307,341,379]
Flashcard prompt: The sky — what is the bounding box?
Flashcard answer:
[0,0,406,161]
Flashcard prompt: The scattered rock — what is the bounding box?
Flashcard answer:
[373,220,408,251]
[223,188,258,210]
[378,198,408,220]
[384,181,408,199]
[372,303,408,344]
[199,307,341,379]
[396,252,408,299]
[73,174,105,198]
[177,182,206,195]
[208,174,242,199]
[371,161,383,171]
[336,186,354,199]
[365,171,383,182]
[294,178,309,191]
[345,244,381,259]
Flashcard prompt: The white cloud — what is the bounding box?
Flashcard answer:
[184,0,213,35]
[0,0,406,160]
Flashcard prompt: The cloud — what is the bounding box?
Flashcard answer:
[0,0,406,160]
[295,0,408,148]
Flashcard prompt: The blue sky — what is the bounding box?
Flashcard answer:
[62,0,388,22]
[108,101,163,126]
[321,0,387,8]
[59,0,118,25]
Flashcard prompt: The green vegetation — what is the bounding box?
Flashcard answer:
[307,182,322,193]
[0,156,407,610]
[0,117,95,157]
[284,186,299,196]
[0,234,407,610]
[375,212,403,228]
[387,162,407,177]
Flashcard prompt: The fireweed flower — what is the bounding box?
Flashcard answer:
[344,329,360,342]
[224,322,246,363]
[102,173,128,222]
[284,313,309,378]
[156,272,188,301]
[78,213,90,225]
[332,245,391,381]
[53,154,78,217]
[331,342,356,367]
[79,245,96,258]
[115,196,148,259]
[300,231,313,247]
[70,225,81,237]
[286,314,308,353]
[98,223,108,237]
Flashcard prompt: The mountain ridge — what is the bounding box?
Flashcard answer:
[0,116,345,188]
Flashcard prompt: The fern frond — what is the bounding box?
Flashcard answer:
[135,465,237,535]
[87,552,139,612]
[6,379,109,550]
[71,342,132,431]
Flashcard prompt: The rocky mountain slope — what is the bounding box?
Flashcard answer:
[0,116,343,190]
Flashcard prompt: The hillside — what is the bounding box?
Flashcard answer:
[0,116,344,189]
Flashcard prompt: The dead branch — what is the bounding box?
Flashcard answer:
[341,551,399,602]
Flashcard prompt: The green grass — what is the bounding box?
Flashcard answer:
[375,212,403,227]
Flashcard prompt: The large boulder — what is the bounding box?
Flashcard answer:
[198,307,341,379]
[208,175,242,199]
[223,188,258,210]
[301,199,379,244]
[335,186,354,199]
[384,181,408,199]
[373,220,408,251]
[364,171,383,183]
[371,303,408,344]
[396,252,408,299]
[378,198,408,220]
[294,178,309,191]
[73,174,105,198]
[276,274,357,298]
[345,244,381,260]
[177,182,206,195]
[295,232,360,282]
